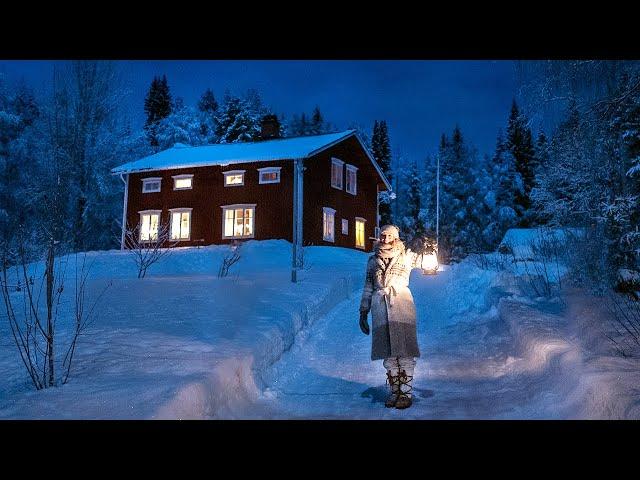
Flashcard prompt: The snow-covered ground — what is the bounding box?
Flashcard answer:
[1,238,639,419]
[0,240,367,419]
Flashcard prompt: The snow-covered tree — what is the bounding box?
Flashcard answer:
[438,126,486,261]
[155,99,203,150]
[400,160,427,244]
[371,120,394,225]
[215,90,265,143]
[143,75,172,147]
[506,100,536,225]
[0,75,40,258]
[197,88,218,143]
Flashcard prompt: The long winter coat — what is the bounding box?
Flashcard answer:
[359,245,422,360]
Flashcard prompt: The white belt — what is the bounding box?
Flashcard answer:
[377,285,398,306]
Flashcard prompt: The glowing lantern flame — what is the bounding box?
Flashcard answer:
[421,250,439,274]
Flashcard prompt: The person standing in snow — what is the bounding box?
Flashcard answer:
[359,224,423,409]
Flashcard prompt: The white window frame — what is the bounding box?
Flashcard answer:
[221,203,256,240]
[323,207,336,243]
[168,208,192,241]
[172,174,194,190]
[142,177,162,194]
[258,166,281,184]
[223,170,245,187]
[342,218,348,235]
[331,158,344,190]
[355,217,367,249]
[345,164,358,195]
[138,210,162,242]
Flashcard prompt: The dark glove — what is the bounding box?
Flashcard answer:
[359,311,370,335]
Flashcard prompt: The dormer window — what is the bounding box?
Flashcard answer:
[142,177,161,193]
[345,164,358,195]
[223,170,245,187]
[173,174,193,190]
[331,158,344,190]
[258,166,281,184]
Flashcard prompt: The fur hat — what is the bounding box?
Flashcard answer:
[379,224,400,240]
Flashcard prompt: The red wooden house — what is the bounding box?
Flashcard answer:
[111,117,392,252]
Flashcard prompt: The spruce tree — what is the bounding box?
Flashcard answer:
[299,113,308,136]
[439,126,484,261]
[506,99,536,225]
[215,92,261,143]
[372,120,394,225]
[310,106,324,135]
[144,75,172,147]
[198,88,218,114]
[402,160,426,246]
[197,88,218,143]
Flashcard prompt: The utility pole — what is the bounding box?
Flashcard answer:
[291,158,304,283]
[436,153,440,257]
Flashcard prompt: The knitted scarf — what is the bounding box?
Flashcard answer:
[374,239,405,259]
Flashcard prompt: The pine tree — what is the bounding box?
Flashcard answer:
[197,88,218,143]
[401,160,427,246]
[371,120,394,226]
[0,78,36,255]
[299,113,308,136]
[438,126,485,261]
[506,99,536,225]
[198,88,218,114]
[371,120,381,161]
[310,106,324,135]
[155,102,203,150]
[144,75,172,147]
[215,92,261,143]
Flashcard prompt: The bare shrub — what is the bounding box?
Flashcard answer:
[604,292,640,357]
[469,249,515,271]
[122,221,178,279]
[218,240,242,278]
[1,238,110,389]
[519,229,566,297]
[563,225,610,293]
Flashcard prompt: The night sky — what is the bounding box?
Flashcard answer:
[0,60,517,167]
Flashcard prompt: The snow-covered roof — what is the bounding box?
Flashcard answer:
[111,131,392,188]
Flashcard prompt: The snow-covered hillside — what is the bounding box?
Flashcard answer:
[0,240,368,419]
[1,239,639,419]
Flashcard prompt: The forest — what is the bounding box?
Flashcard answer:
[1,60,639,294]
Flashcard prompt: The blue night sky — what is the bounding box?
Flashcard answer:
[0,60,517,167]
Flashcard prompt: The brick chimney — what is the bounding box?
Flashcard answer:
[260,114,281,140]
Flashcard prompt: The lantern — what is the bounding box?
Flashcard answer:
[420,249,439,275]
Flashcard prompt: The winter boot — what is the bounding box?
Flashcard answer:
[394,369,413,409]
[385,371,400,408]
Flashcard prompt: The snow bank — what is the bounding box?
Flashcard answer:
[0,240,368,419]
[499,227,582,261]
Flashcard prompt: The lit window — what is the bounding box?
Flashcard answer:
[221,204,256,239]
[173,174,193,190]
[139,210,161,241]
[323,207,336,242]
[355,217,366,249]
[258,167,281,184]
[223,170,245,187]
[331,158,344,190]
[142,178,161,193]
[346,165,358,195]
[169,208,192,241]
[342,219,348,235]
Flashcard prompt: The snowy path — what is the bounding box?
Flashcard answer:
[251,264,585,419]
